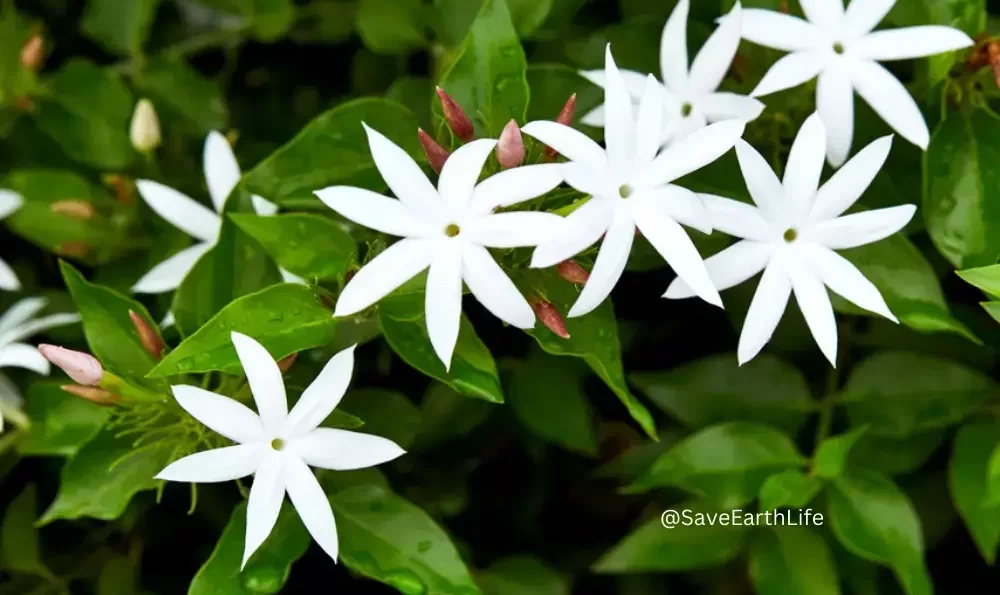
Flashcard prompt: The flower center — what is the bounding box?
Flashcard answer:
[271,438,285,451]
[783,228,798,243]
[444,223,461,237]
[833,42,845,55]
[681,102,693,117]
[618,184,633,199]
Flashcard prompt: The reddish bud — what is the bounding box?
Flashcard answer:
[436,86,475,142]
[529,296,570,339]
[55,241,91,259]
[50,200,96,220]
[39,345,103,385]
[129,310,164,360]
[988,43,1000,89]
[20,34,44,71]
[61,385,118,405]
[497,120,525,169]
[102,174,134,204]
[779,0,789,13]
[545,94,577,159]
[277,352,298,374]
[418,128,450,174]
[556,260,590,285]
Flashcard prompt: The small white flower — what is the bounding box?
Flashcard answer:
[0,298,81,432]
[134,131,296,294]
[156,332,404,567]
[740,0,973,166]
[0,189,24,292]
[581,1,763,146]
[522,45,746,317]
[666,113,915,366]
[315,125,564,368]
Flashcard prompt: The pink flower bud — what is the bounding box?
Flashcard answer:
[20,34,44,72]
[61,385,118,405]
[277,352,298,374]
[556,260,590,284]
[497,120,525,169]
[436,87,475,142]
[529,296,570,339]
[546,93,577,160]
[129,310,164,360]
[418,128,450,174]
[38,345,103,386]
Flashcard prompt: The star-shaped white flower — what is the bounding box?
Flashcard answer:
[522,45,746,317]
[156,332,404,567]
[741,0,973,166]
[315,125,564,368]
[134,131,297,294]
[0,189,24,292]
[0,297,80,432]
[581,1,763,146]
[666,113,914,366]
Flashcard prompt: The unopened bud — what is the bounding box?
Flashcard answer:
[987,43,1000,89]
[418,128,450,174]
[130,99,161,153]
[20,34,44,71]
[102,174,134,204]
[277,352,298,373]
[436,87,475,142]
[61,385,118,405]
[39,345,103,386]
[50,200,96,220]
[55,241,90,259]
[556,260,590,284]
[529,296,570,339]
[129,310,164,360]
[497,120,525,169]
[546,94,577,159]
[779,0,789,13]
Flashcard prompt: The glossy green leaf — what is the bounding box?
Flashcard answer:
[984,442,1000,508]
[958,263,1000,298]
[133,56,228,132]
[0,3,39,103]
[18,381,110,457]
[340,388,421,449]
[247,0,296,41]
[525,64,602,125]
[849,430,946,476]
[229,213,356,281]
[0,484,52,580]
[758,469,823,512]
[814,427,868,479]
[357,0,426,54]
[950,422,1000,564]
[887,0,984,85]
[81,0,159,55]
[387,76,433,130]
[749,526,839,595]
[411,382,496,451]
[477,556,569,595]
[435,0,554,43]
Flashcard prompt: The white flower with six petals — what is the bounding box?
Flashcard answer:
[0,189,24,292]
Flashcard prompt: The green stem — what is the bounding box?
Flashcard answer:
[814,366,838,448]
[100,372,166,404]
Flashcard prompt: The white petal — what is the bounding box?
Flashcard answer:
[521,121,608,167]
[632,198,723,307]
[603,45,638,175]
[579,69,650,97]
[738,260,792,365]
[816,63,855,167]
[788,261,838,366]
[810,135,893,222]
[581,104,606,126]
[663,106,709,146]
[0,258,19,291]
[850,60,929,150]
[689,2,742,95]
[0,190,22,219]
[558,162,613,198]
[363,124,445,219]
[251,195,279,216]
[0,344,48,374]
[636,120,745,188]
[568,208,635,317]
[334,238,435,316]
[131,243,212,294]
[315,186,434,238]
[752,51,826,97]
[425,248,463,369]
[700,92,766,122]
[803,243,896,321]
[2,313,79,345]
[701,194,773,241]
[462,245,535,328]
[734,140,786,224]
[799,0,844,34]
[741,9,824,51]
[530,199,613,269]
[844,0,894,38]
[636,76,664,165]
[231,332,288,432]
[660,0,690,91]
[286,345,355,436]
[438,139,497,213]
[665,240,773,298]
[243,452,284,569]
[636,186,712,235]
[805,204,916,249]
[136,180,220,243]
[293,428,406,470]
[280,268,306,285]
[469,164,564,215]
[0,298,46,337]
[172,384,264,444]
[854,27,974,61]
[282,455,339,562]
[783,113,827,219]
[465,212,564,248]
[155,444,264,483]
[204,131,242,213]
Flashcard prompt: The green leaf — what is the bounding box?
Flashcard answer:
[229,213,356,281]
[758,469,823,512]
[247,0,296,41]
[133,56,228,132]
[18,381,110,457]
[958,263,1000,298]
[60,261,164,383]
[477,556,569,595]
[244,98,422,207]
[924,110,1000,269]
[35,60,134,169]
[324,472,482,595]
[152,283,335,376]
[411,382,495,451]
[188,502,310,595]
[828,469,932,595]
[39,430,172,524]
[749,526,839,595]
[840,352,998,437]
[0,484,53,580]
[950,422,1000,564]
[508,350,597,456]
[96,555,137,595]
[81,0,159,55]
[631,354,813,434]
[814,427,869,479]
[593,500,749,573]
[340,388,421,449]
[0,3,39,103]
[378,292,503,404]
[357,0,426,54]
[849,430,946,476]
[887,0,984,85]
[434,0,554,43]
[436,0,529,137]
[631,422,806,507]
[984,442,1000,508]
[387,76,434,130]
[525,64,602,125]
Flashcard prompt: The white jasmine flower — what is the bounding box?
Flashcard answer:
[315,126,564,368]
[665,113,914,365]
[740,0,974,166]
[134,131,298,294]
[522,45,746,317]
[581,0,763,146]
[156,332,404,567]
[0,190,24,292]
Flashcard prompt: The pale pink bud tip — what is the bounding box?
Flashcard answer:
[129,310,164,360]
[61,385,118,405]
[38,345,103,386]
[530,297,570,339]
[436,86,475,142]
[556,260,590,285]
[418,128,450,175]
[497,120,525,169]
